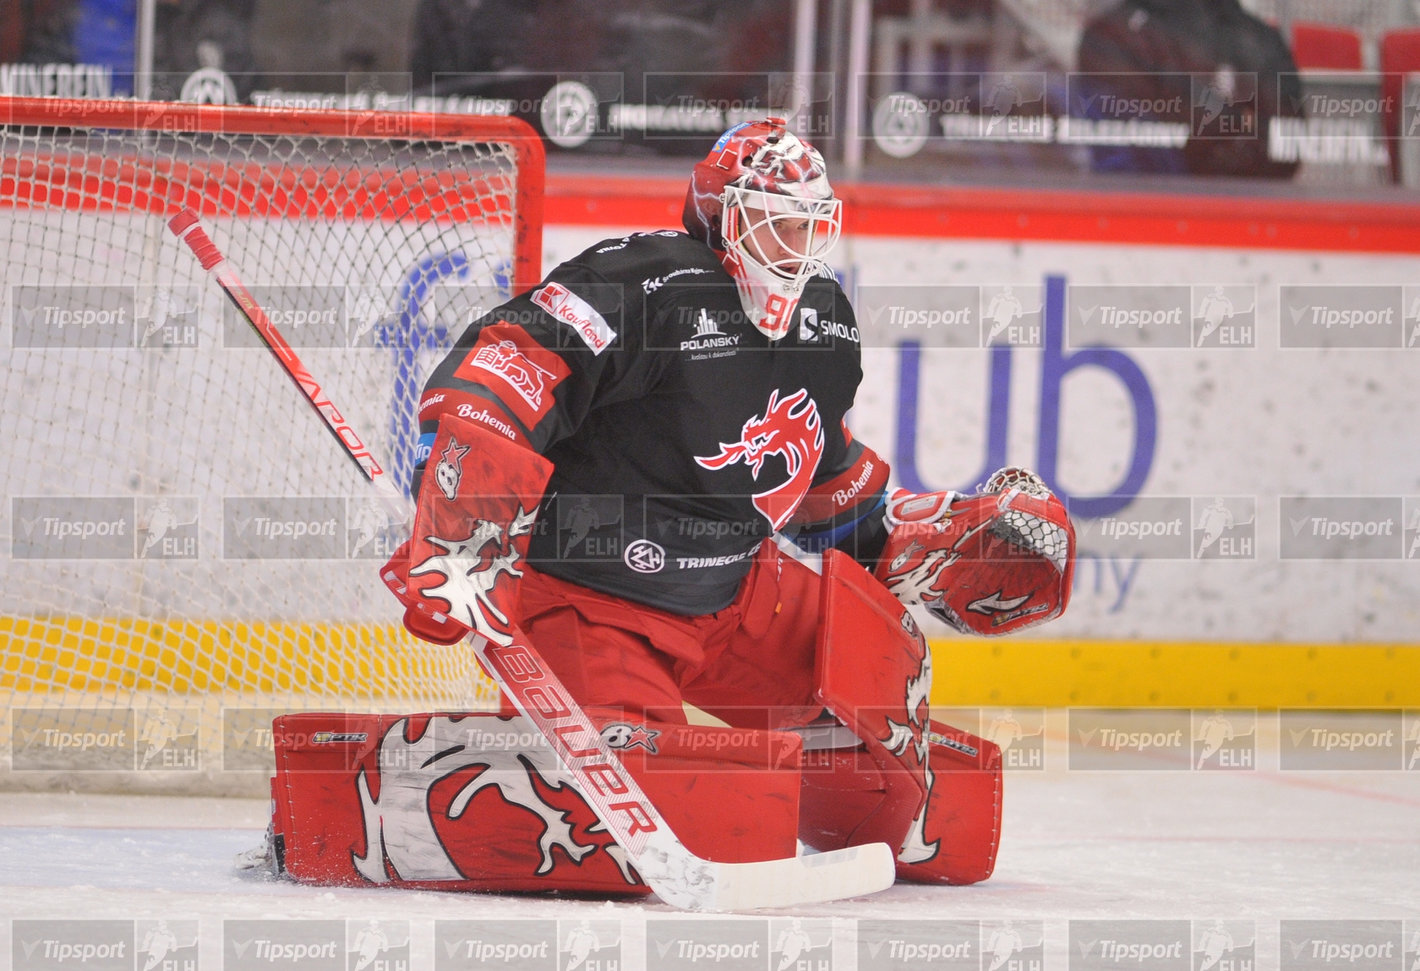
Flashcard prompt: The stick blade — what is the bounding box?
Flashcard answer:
[693,841,897,912]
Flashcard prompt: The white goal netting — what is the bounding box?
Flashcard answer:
[0,98,544,792]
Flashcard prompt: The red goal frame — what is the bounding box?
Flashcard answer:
[0,96,546,293]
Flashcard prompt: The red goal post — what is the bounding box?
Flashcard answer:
[0,96,545,792]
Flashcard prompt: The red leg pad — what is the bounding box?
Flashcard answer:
[269,711,801,896]
[798,719,1001,885]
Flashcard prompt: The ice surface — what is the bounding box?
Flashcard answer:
[2,713,1416,970]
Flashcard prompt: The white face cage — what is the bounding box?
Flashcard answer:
[720,185,843,339]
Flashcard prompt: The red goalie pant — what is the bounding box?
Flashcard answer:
[516,542,824,730]
[516,542,1003,885]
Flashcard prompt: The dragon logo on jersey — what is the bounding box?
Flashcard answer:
[433,437,470,501]
[694,387,825,530]
[408,508,537,646]
[353,715,636,885]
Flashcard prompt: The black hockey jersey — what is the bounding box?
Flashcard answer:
[416,231,875,614]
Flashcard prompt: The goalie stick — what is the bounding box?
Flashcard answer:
[169,207,895,911]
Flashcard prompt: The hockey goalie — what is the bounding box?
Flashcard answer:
[263,118,1075,903]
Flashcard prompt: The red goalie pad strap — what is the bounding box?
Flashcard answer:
[380,412,553,645]
[810,549,931,853]
[799,719,1002,885]
[270,712,802,896]
[874,477,1076,636]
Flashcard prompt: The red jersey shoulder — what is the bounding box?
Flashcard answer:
[453,321,571,428]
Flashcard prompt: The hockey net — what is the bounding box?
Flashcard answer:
[0,97,544,793]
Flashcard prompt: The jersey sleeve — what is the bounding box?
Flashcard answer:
[787,425,892,565]
[409,252,663,495]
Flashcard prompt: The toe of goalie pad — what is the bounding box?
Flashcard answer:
[798,719,1002,885]
[268,711,802,896]
[380,412,553,647]
[873,467,1075,636]
[895,720,1002,885]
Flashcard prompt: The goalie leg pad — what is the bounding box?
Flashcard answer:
[804,549,932,854]
[268,711,802,896]
[798,719,1002,885]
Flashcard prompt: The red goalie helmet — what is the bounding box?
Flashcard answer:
[682,117,842,339]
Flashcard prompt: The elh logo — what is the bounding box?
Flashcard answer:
[1191,286,1255,347]
[138,709,201,772]
[1191,497,1255,560]
[770,919,833,971]
[138,919,200,971]
[138,497,200,560]
[558,918,621,971]
[983,708,1046,771]
[983,921,1045,971]
[1191,711,1255,771]
[347,919,410,971]
[981,285,1043,348]
[1192,921,1254,971]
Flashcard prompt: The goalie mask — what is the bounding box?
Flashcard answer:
[682,117,842,340]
